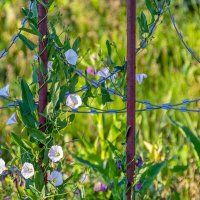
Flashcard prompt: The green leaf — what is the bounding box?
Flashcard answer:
[34,165,45,192]
[170,118,200,160]
[11,132,30,151]
[55,85,68,111]
[18,34,37,50]
[106,40,112,57]
[32,65,38,84]
[50,82,60,109]
[68,114,75,123]
[27,128,46,144]
[107,140,118,153]
[72,37,81,52]
[69,74,79,92]
[141,12,149,33]
[72,154,104,174]
[29,185,40,199]
[145,0,157,18]
[20,27,42,37]
[19,104,38,128]
[32,0,38,18]
[140,161,167,193]
[82,87,94,104]
[101,83,113,105]
[21,79,37,114]
[171,165,188,173]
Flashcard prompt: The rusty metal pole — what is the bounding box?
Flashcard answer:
[38,0,48,184]
[38,0,48,133]
[126,0,136,199]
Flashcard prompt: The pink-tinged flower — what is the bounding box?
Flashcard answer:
[86,66,96,76]
[97,67,117,82]
[48,170,63,186]
[97,67,110,78]
[66,94,82,109]
[0,158,6,174]
[136,74,147,84]
[21,163,34,179]
[65,49,78,65]
[48,145,63,162]
[6,113,17,125]
[94,182,108,192]
[0,85,9,97]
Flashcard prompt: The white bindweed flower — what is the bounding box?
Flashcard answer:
[48,145,63,162]
[65,49,78,65]
[136,74,147,85]
[66,94,82,109]
[97,68,116,82]
[21,162,34,179]
[0,158,6,175]
[48,61,53,71]
[97,67,110,78]
[6,113,17,125]
[48,170,63,186]
[0,85,9,97]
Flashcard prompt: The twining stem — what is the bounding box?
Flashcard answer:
[126,0,136,199]
[38,0,48,184]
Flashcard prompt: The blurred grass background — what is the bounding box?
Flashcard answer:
[0,0,200,199]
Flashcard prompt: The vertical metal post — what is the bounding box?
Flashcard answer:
[126,0,136,199]
[38,0,48,133]
[38,0,48,184]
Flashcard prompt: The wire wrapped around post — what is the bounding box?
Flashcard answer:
[126,0,136,199]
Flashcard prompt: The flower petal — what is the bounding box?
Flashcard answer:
[48,171,63,186]
[48,145,63,162]
[136,74,147,84]
[97,68,110,78]
[21,162,34,179]
[0,158,6,175]
[65,49,78,65]
[66,94,82,109]
[0,85,9,97]
[6,113,17,125]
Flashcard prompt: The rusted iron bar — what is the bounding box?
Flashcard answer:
[38,0,48,185]
[126,0,136,199]
[38,0,48,133]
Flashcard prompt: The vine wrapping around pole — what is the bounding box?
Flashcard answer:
[126,0,136,199]
[38,0,48,184]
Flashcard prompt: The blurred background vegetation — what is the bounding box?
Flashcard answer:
[0,0,200,199]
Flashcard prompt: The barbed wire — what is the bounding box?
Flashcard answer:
[0,0,33,59]
[0,0,199,115]
[62,97,200,114]
[0,93,199,114]
[168,6,200,64]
